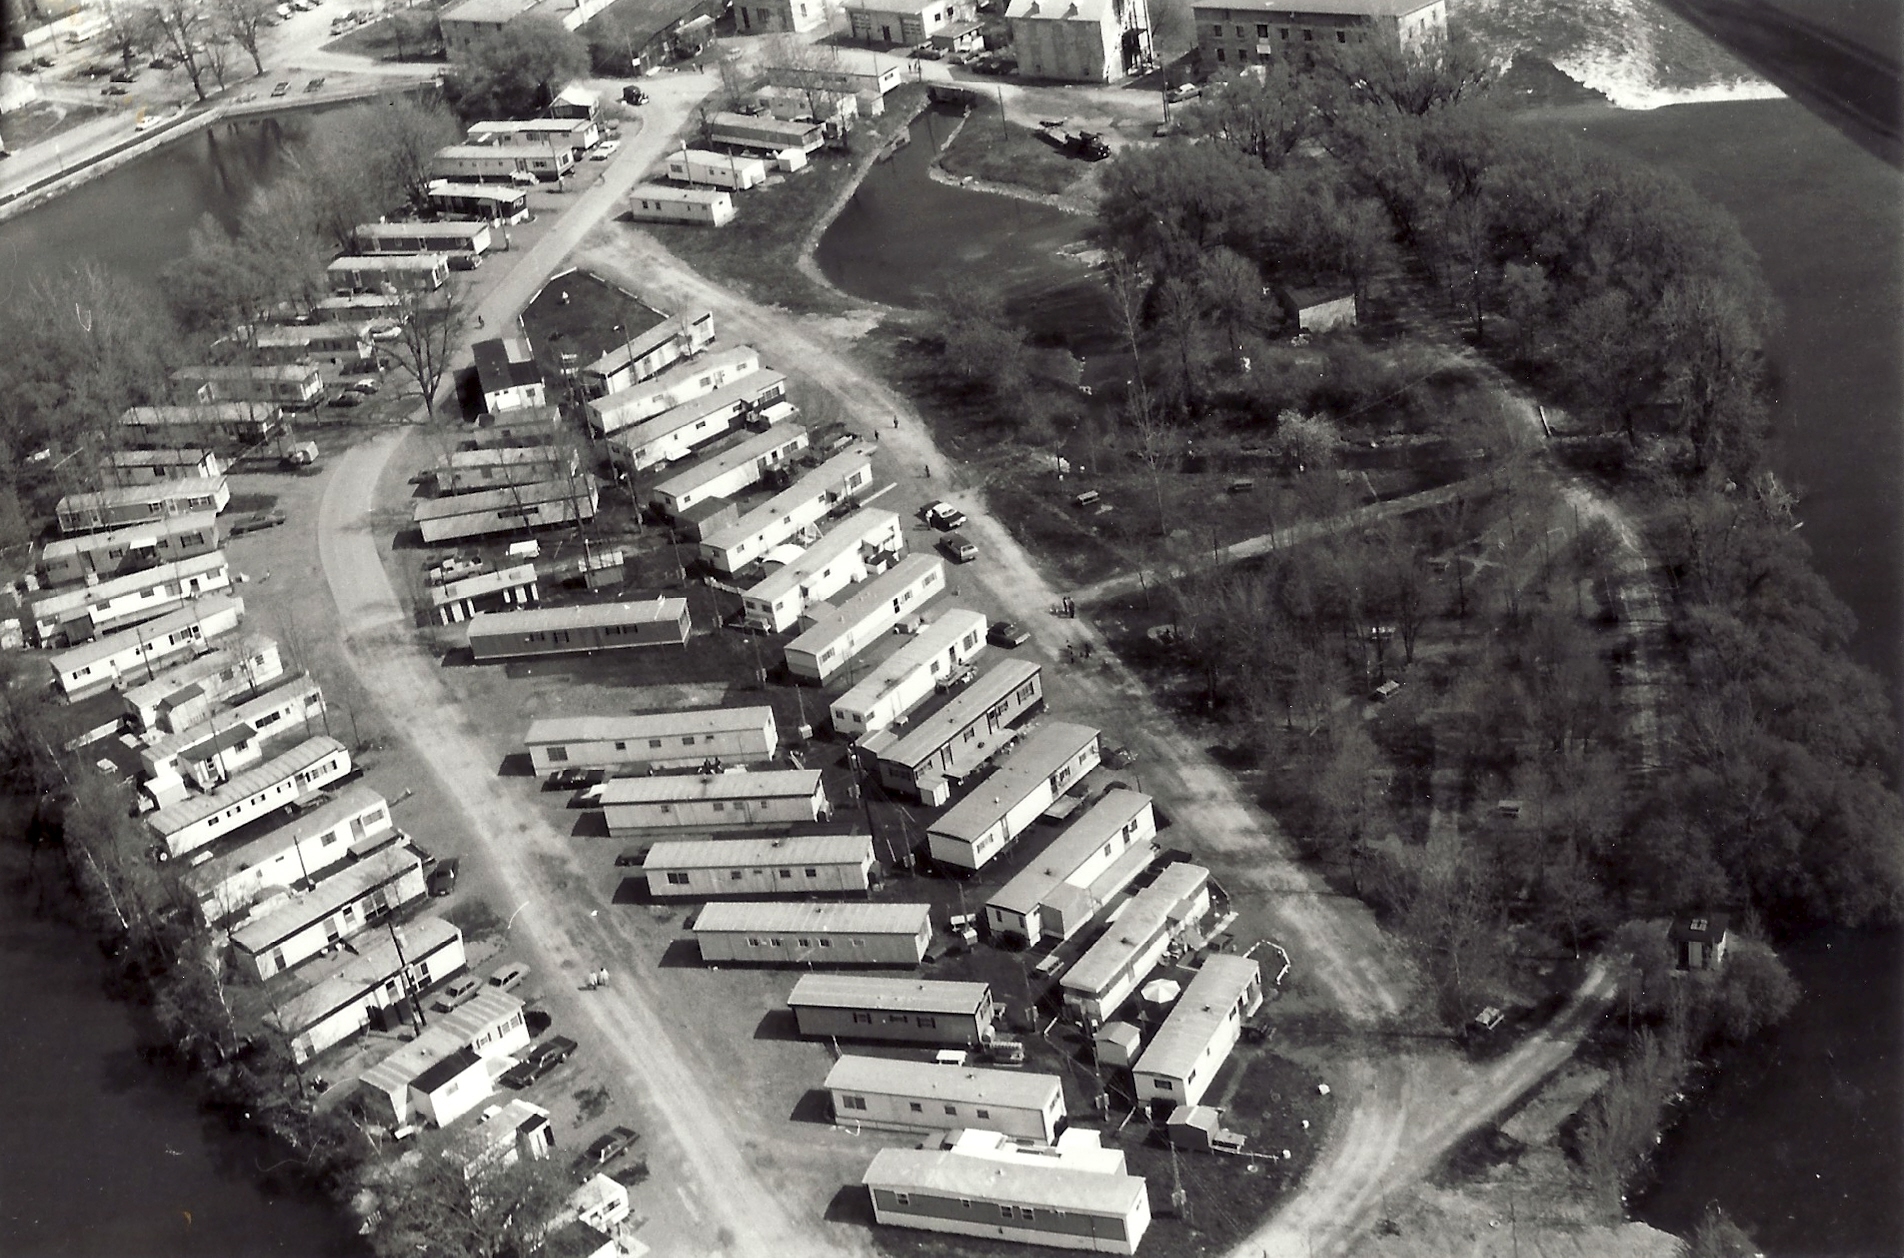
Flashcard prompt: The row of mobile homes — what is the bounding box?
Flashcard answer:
[431,142,575,184]
[358,988,531,1128]
[788,974,997,1046]
[698,451,874,574]
[741,508,903,633]
[607,370,790,472]
[467,116,600,158]
[121,632,282,733]
[427,563,540,625]
[139,672,326,785]
[1131,954,1264,1110]
[327,254,450,295]
[586,345,761,435]
[425,179,531,224]
[471,337,546,415]
[784,554,946,683]
[707,110,827,155]
[653,425,809,519]
[230,846,427,979]
[664,147,767,191]
[601,768,827,834]
[412,476,599,544]
[39,512,219,587]
[828,1055,1066,1144]
[692,900,931,965]
[830,609,987,738]
[435,445,577,494]
[315,292,406,322]
[583,310,718,397]
[105,448,225,486]
[56,476,230,534]
[465,597,691,661]
[640,833,875,898]
[862,1127,1150,1256]
[180,782,394,925]
[984,790,1159,947]
[926,721,1102,872]
[120,402,280,445]
[178,363,326,408]
[859,658,1043,804]
[245,324,376,369]
[1059,863,1213,1026]
[28,551,233,647]
[355,219,494,258]
[146,735,352,859]
[627,183,736,226]
[49,593,247,702]
[525,706,778,775]
[267,916,466,1062]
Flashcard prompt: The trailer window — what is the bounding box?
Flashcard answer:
[547,747,568,762]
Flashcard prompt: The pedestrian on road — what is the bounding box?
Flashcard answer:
[892,417,899,429]
[923,464,931,479]
[475,314,484,328]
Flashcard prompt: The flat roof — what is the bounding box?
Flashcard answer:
[147,735,346,838]
[655,425,808,501]
[1131,953,1260,1081]
[743,507,894,604]
[692,900,930,936]
[448,445,567,468]
[231,845,420,954]
[268,916,461,1033]
[412,477,593,522]
[860,658,1040,767]
[182,780,389,896]
[435,142,568,160]
[826,1055,1060,1110]
[699,450,872,554]
[441,0,537,21]
[832,609,987,712]
[129,672,314,769]
[525,706,772,747]
[1061,863,1211,995]
[598,768,821,805]
[58,476,226,512]
[988,790,1153,917]
[788,974,990,1016]
[642,832,871,869]
[360,986,524,1095]
[49,593,246,673]
[863,1146,1145,1217]
[428,563,540,609]
[927,721,1100,844]
[630,183,731,204]
[109,448,211,466]
[41,511,218,561]
[472,337,543,392]
[427,181,530,201]
[708,111,821,136]
[118,632,273,708]
[31,551,229,617]
[786,554,941,655]
[467,118,590,135]
[466,596,686,637]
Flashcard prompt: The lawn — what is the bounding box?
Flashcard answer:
[937,98,1095,197]
[519,267,666,379]
[321,7,446,62]
[1,99,108,150]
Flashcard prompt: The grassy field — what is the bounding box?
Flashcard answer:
[321,8,446,62]
[1,99,108,150]
[937,99,1095,197]
[519,266,666,376]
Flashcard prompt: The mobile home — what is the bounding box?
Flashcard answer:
[472,337,546,414]
[783,554,945,683]
[411,476,599,544]
[39,511,220,588]
[145,735,352,859]
[640,832,875,898]
[176,363,325,408]
[105,448,224,485]
[829,608,987,737]
[181,782,395,924]
[828,1055,1065,1144]
[48,593,246,702]
[663,148,768,191]
[697,450,874,574]
[231,845,429,980]
[120,632,283,734]
[355,219,494,257]
[244,324,376,368]
[925,721,1102,872]
[425,180,531,224]
[434,445,578,495]
[600,769,828,834]
[706,110,826,154]
[426,562,540,624]
[137,670,325,781]
[1131,954,1264,1109]
[858,658,1043,802]
[56,476,230,533]
[582,310,718,397]
[605,369,789,470]
[586,345,763,438]
[1060,862,1212,1026]
[27,551,232,647]
[787,974,997,1045]
[984,790,1158,946]
[525,706,778,775]
[466,116,600,158]
[358,988,530,1127]
[691,900,931,965]
[740,507,902,633]
[119,402,281,444]
[653,425,810,519]
[465,597,691,661]
[627,183,735,226]
[327,254,451,294]
[431,142,575,183]
[266,916,466,1062]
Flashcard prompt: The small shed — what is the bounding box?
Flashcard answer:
[1094,1021,1142,1069]
[1670,913,1730,971]
[1277,284,1358,334]
[1166,1104,1246,1153]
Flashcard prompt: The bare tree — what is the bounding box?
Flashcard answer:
[213,0,273,73]
[384,286,470,421]
[146,0,217,101]
[358,1128,575,1258]
[101,0,153,72]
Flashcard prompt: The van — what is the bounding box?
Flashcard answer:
[614,845,649,868]
[939,531,977,563]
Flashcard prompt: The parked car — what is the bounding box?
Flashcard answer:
[346,379,379,394]
[921,500,965,530]
[910,41,944,59]
[487,962,530,992]
[328,391,362,408]
[270,81,290,96]
[614,844,650,868]
[102,84,129,95]
[502,1035,578,1087]
[427,858,459,897]
[579,1125,641,1168]
[1103,744,1137,768]
[591,139,621,159]
[939,531,978,563]
[988,620,1030,647]
[110,67,137,83]
[429,976,480,1013]
[547,766,606,791]
[228,509,287,536]
[135,115,160,131]
[1164,81,1200,103]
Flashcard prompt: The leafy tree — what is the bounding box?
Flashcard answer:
[354,99,464,211]
[359,1130,573,1258]
[144,0,220,101]
[1197,246,1264,359]
[1688,1205,1762,1258]
[1180,62,1313,169]
[159,214,281,337]
[936,285,1029,403]
[444,16,589,123]
[1312,28,1496,119]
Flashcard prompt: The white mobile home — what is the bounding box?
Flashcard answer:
[138,671,326,781]
[706,110,826,154]
[120,402,281,444]
[145,735,352,859]
[327,254,451,294]
[412,476,599,544]
[606,370,789,471]
[49,593,247,702]
[859,658,1043,802]
[466,116,600,158]
[38,512,220,587]
[427,563,540,625]
[355,219,494,257]
[435,445,578,495]
[627,183,735,226]
[231,845,429,980]
[585,345,763,438]
[641,832,875,898]
[120,632,283,734]
[653,425,811,520]
[698,450,874,574]
[245,324,376,369]
[828,1055,1066,1144]
[56,477,231,534]
[28,551,233,647]
[181,782,394,925]
[926,721,1102,872]
[431,142,575,183]
[267,916,466,1063]
[465,597,691,660]
[830,608,987,737]
[1060,862,1213,1026]
[105,448,225,485]
[583,311,717,397]
[176,363,325,408]
[600,769,828,834]
[788,974,997,1046]
[985,790,1158,946]
[692,900,931,965]
[740,507,902,633]
[425,180,531,224]
[863,1128,1150,1256]
[358,988,530,1127]
[1131,954,1264,1109]
[471,337,546,414]
[526,706,778,775]
[784,554,945,683]
[663,148,768,191]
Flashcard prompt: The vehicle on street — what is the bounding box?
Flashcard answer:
[621,85,647,106]
[427,858,459,896]
[921,501,965,530]
[135,115,160,131]
[579,1126,641,1168]
[1164,82,1200,103]
[270,81,290,96]
[346,379,379,394]
[102,84,128,95]
[988,620,1029,647]
[429,976,480,1013]
[488,962,530,992]
[228,509,288,535]
[939,531,978,563]
[110,68,137,82]
[328,391,363,408]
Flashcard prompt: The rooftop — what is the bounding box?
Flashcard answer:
[181,780,389,897]
[412,477,595,522]
[988,789,1154,917]
[608,369,789,448]
[826,1055,1061,1110]
[118,632,275,710]
[700,450,874,554]
[1004,0,1119,21]
[655,424,807,501]
[926,721,1101,843]
[58,476,227,513]
[360,987,525,1096]
[586,312,708,378]
[121,403,280,426]
[526,706,775,748]
[471,337,544,393]
[40,511,219,561]
[465,596,686,637]
[108,448,210,466]
[691,900,930,936]
[859,658,1040,767]
[48,593,246,674]
[597,768,821,804]
[268,916,462,1033]
[832,609,988,711]
[1186,0,1440,14]
[146,734,346,839]
[31,551,229,619]
[230,845,419,954]
[787,554,942,654]
[591,346,760,422]
[427,563,540,609]
[1131,953,1260,1082]
[788,973,991,1016]
[1061,863,1211,995]
[642,832,872,869]
[743,507,896,605]
[863,1139,1145,1217]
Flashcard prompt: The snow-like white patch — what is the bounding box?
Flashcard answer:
[1555,48,1785,110]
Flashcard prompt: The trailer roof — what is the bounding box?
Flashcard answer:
[826,1055,1061,1110]
[181,780,389,896]
[1130,953,1260,1082]
[859,658,1039,767]
[642,832,871,869]
[48,593,246,673]
[698,450,872,554]
[785,554,942,657]
[598,768,821,805]
[525,705,774,747]
[1060,863,1211,996]
[926,721,1100,844]
[692,900,929,936]
[862,1145,1145,1217]
[146,735,346,838]
[465,596,686,638]
[788,973,990,1015]
[988,790,1154,917]
[230,845,420,954]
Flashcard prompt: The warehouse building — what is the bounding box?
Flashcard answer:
[827,1054,1066,1144]
[56,476,231,534]
[412,476,599,544]
[787,974,997,1045]
[652,425,810,520]
[641,833,876,898]
[267,917,466,1062]
[586,345,761,437]
[38,511,220,588]
[1060,862,1213,1026]
[138,672,325,784]
[49,592,247,702]
[120,632,282,734]
[231,844,429,980]
[739,507,903,633]
[606,370,790,471]
[583,310,717,397]
[698,450,875,574]
[1131,953,1263,1109]
[926,721,1102,872]
[859,658,1043,804]
[984,790,1158,946]
[829,609,988,738]
[27,550,233,647]
[692,900,932,965]
[601,769,828,834]
[358,988,531,1128]
[181,783,396,925]
[784,554,946,683]
[525,706,778,775]
[466,597,691,660]
[146,735,352,859]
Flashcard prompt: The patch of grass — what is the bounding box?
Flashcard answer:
[938,99,1092,197]
[442,897,507,943]
[520,268,665,377]
[2,99,108,149]
[320,9,446,62]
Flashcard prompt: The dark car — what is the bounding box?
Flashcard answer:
[988,621,1030,648]
[228,509,287,536]
[110,68,138,83]
[614,845,651,868]
[579,1125,641,1168]
[502,1035,579,1087]
[426,858,459,897]
[328,391,363,408]
[270,81,290,96]
[547,766,606,791]
[621,85,648,106]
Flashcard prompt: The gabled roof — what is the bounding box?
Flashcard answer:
[471,337,544,393]
[465,596,687,636]
[1130,953,1259,1082]
[927,721,1100,844]
[525,705,773,747]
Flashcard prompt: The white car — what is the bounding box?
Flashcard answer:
[591,139,621,160]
